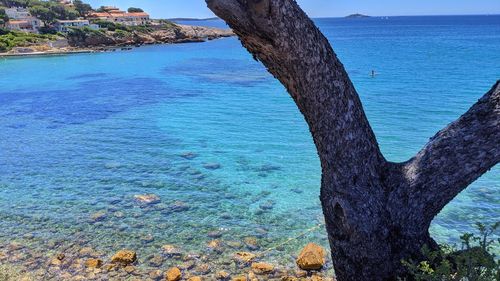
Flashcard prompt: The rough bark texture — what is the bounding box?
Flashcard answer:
[204,0,500,280]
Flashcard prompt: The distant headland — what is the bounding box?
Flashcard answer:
[345,13,371,18]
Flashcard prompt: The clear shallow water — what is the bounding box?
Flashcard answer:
[0,15,499,275]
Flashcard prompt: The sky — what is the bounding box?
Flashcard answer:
[85,0,500,19]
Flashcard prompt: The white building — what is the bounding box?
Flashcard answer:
[54,19,98,32]
[5,7,31,20]
[4,7,41,33]
[89,9,151,26]
[6,18,41,33]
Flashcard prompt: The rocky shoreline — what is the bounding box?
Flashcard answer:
[0,237,335,281]
[0,24,234,58]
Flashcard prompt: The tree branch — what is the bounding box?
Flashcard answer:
[206,0,385,187]
[403,81,500,221]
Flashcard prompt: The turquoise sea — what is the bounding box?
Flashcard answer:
[0,16,499,278]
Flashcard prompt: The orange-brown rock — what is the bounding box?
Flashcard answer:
[234,252,256,263]
[188,277,202,281]
[166,267,182,281]
[296,243,326,270]
[84,258,102,268]
[111,250,137,265]
[251,262,274,274]
[232,275,248,281]
[216,270,230,280]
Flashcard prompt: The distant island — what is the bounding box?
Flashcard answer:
[345,13,370,18]
[168,17,220,22]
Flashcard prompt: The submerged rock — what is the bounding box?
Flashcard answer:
[251,262,274,275]
[148,254,164,267]
[207,230,223,238]
[216,270,230,280]
[166,267,182,281]
[169,201,190,212]
[194,263,211,274]
[203,163,222,170]
[134,194,161,205]
[243,237,259,250]
[207,239,223,252]
[140,234,155,243]
[162,244,183,257]
[233,252,256,263]
[149,269,164,279]
[111,250,137,266]
[180,152,198,160]
[259,200,275,210]
[296,243,326,270]
[90,211,107,222]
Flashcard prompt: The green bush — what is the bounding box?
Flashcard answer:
[113,29,130,38]
[401,222,499,281]
[0,30,58,51]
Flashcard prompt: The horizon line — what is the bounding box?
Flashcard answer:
[168,13,500,20]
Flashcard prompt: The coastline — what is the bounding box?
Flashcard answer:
[0,24,234,59]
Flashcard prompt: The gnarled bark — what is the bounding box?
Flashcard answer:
[204,0,500,280]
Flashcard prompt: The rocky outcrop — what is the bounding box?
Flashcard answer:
[66,24,233,48]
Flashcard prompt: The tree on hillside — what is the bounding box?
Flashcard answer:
[0,8,8,25]
[95,6,106,12]
[29,5,55,26]
[73,0,92,17]
[127,7,143,13]
[203,0,500,280]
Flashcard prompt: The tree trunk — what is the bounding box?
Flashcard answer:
[204,0,500,280]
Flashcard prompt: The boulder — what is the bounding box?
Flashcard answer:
[251,262,274,275]
[166,267,182,281]
[111,250,137,265]
[84,258,102,268]
[188,277,202,281]
[296,243,326,270]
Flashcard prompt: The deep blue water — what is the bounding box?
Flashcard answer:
[0,16,499,269]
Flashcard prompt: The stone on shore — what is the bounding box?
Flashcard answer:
[166,267,182,281]
[296,243,326,270]
[134,194,161,204]
[188,277,202,281]
[232,275,248,281]
[111,250,137,265]
[85,258,102,268]
[216,270,230,280]
[251,262,274,274]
